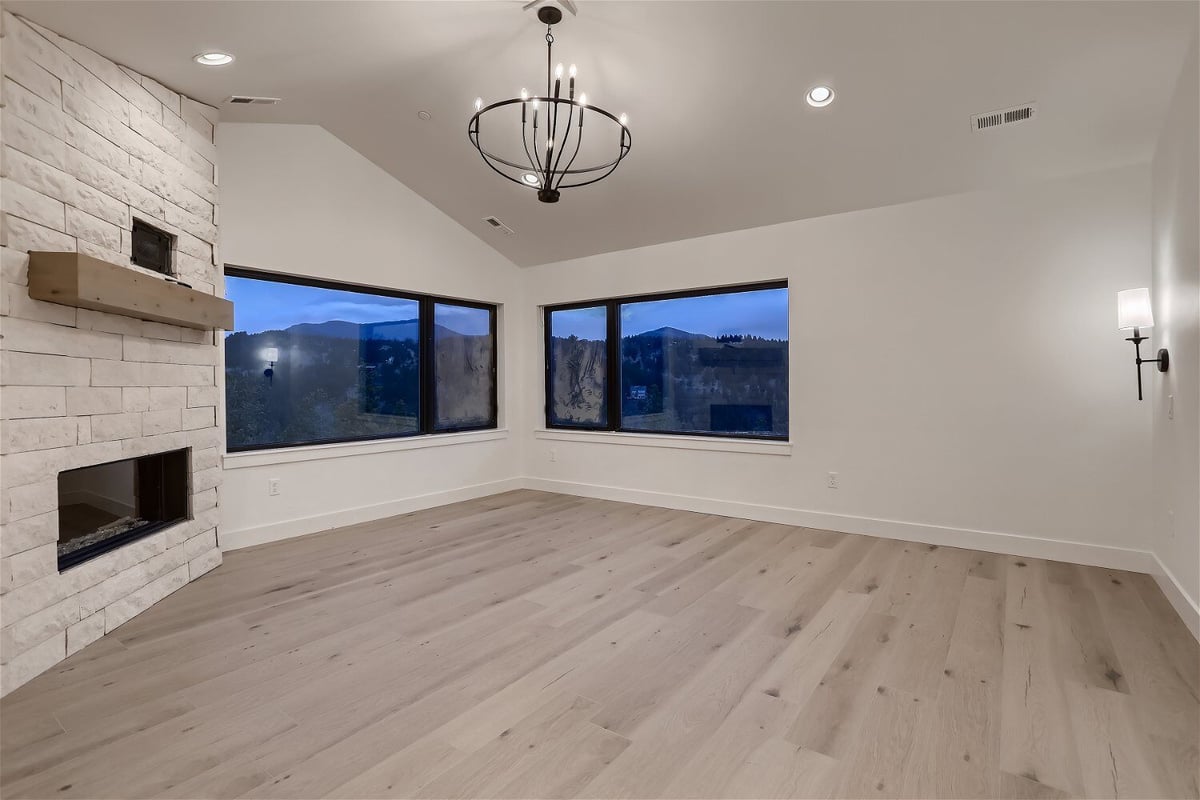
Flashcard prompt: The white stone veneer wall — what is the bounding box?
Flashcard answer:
[0,11,223,695]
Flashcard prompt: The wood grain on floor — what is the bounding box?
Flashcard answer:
[1,490,1196,799]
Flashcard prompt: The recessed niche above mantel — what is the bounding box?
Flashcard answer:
[28,251,233,331]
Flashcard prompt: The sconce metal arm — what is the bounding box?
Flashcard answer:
[1125,327,1169,401]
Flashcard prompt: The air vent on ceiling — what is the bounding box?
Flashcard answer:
[225,95,281,105]
[971,103,1037,132]
[483,216,515,236]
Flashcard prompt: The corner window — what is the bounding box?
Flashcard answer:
[224,268,496,451]
[544,282,788,439]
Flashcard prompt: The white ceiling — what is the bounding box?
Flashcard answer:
[9,1,1197,266]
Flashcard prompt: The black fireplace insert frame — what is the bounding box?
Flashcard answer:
[57,448,192,572]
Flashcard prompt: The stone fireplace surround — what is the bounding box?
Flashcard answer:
[0,12,223,695]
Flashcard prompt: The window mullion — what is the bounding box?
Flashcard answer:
[608,300,620,432]
[420,296,434,435]
[544,307,553,429]
[490,308,499,427]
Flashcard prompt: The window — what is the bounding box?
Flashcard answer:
[433,302,498,431]
[544,283,788,439]
[224,268,496,451]
[546,304,609,428]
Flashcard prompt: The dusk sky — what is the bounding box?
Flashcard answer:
[226,276,491,336]
[229,278,786,341]
[552,288,789,340]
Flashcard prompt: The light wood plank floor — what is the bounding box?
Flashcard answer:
[2,490,1197,799]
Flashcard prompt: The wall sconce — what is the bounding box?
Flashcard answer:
[1117,288,1168,401]
[262,347,279,385]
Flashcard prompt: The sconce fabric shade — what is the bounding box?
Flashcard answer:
[1117,288,1154,330]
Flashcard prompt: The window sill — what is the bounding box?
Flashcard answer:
[533,428,792,456]
[223,428,509,469]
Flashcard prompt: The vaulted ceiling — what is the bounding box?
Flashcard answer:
[9,1,1197,266]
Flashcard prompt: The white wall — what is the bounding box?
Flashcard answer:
[216,123,524,548]
[1150,36,1200,633]
[216,121,1185,629]
[520,164,1156,570]
[217,123,1193,633]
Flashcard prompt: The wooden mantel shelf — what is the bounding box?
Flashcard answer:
[28,251,233,331]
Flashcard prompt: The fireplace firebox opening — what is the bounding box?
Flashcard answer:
[57,448,191,571]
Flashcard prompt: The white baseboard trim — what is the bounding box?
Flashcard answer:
[520,477,1161,574]
[1151,554,1200,641]
[219,478,525,551]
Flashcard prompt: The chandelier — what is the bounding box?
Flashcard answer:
[468,6,631,203]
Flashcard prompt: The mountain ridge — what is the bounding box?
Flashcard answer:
[240,319,487,341]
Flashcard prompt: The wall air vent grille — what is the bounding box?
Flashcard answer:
[225,96,281,105]
[972,103,1037,132]
[483,216,515,236]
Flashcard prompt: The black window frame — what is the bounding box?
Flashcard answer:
[543,301,612,430]
[224,265,498,453]
[544,280,789,441]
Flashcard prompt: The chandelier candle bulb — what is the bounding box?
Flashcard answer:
[556,62,564,79]
[474,97,483,111]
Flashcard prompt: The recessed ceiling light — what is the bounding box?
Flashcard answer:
[194,52,234,67]
[806,85,834,107]
[521,173,540,186]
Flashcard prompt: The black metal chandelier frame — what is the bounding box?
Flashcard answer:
[468,6,631,203]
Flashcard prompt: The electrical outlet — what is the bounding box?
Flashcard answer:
[268,478,280,496]
[827,471,839,490]
[1168,394,1174,420]
[549,448,558,463]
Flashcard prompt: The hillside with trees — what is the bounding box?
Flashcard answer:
[549,327,787,436]
[225,319,492,448]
